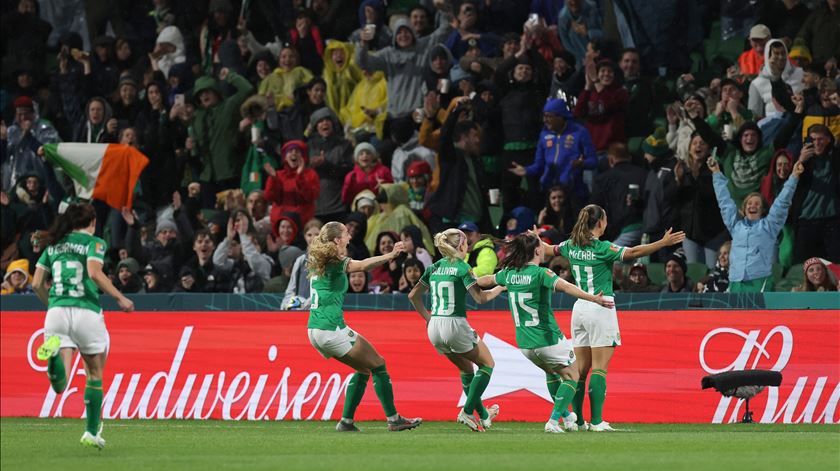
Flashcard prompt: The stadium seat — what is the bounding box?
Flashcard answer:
[646,263,666,286]
[687,263,708,283]
[776,263,804,291]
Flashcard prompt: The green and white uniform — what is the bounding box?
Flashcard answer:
[557,238,625,348]
[35,231,109,354]
[494,264,575,368]
[419,258,479,354]
[307,257,357,359]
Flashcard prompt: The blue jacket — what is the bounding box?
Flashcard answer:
[557,1,602,64]
[524,120,598,201]
[713,171,798,283]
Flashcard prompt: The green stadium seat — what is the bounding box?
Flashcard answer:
[776,263,804,291]
[687,263,709,283]
[771,263,784,285]
[646,262,666,286]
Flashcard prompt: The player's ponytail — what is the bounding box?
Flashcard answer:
[306,221,343,278]
[499,233,540,270]
[434,229,466,261]
[570,204,605,247]
[40,203,97,247]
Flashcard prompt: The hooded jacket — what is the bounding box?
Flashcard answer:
[155,26,187,78]
[322,41,362,113]
[760,149,795,206]
[72,97,116,144]
[341,149,393,205]
[344,211,371,260]
[265,140,320,227]
[364,183,434,253]
[1,259,33,295]
[258,63,314,111]
[339,71,388,138]
[748,39,804,119]
[356,17,453,116]
[307,108,354,216]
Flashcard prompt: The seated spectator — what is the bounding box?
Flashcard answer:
[258,46,313,111]
[183,228,232,292]
[537,185,575,239]
[399,224,434,269]
[369,231,400,293]
[307,108,354,223]
[662,251,692,293]
[793,257,839,291]
[322,40,361,114]
[748,39,804,119]
[574,59,628,156]
[264,140,320,229]
[344,212,371,261]
[172,265,200,293]
[365,183,434,253]
[0,258,33,295]
[709,153,804,292]
[142,260,172,293]
[738,24,770,78]
[398,257,425,293]
[619,262,661,292]
[348,0,393,51]
[458,221,498,277]
[342,142,393,206]
[666,94,707,163]
[348,270,371,293]
[213,211,272,293]
[699,241,731,293]
[339,69,388,140]
[114,257,144,294]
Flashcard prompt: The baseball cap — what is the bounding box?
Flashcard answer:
[749,24,770,40]
[458,221,479,233]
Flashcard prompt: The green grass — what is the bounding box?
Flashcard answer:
[1,419,838,471]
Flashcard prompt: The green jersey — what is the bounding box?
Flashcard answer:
[557,238,625,296]
[494,264,564,349]
[308,258,349,330]
[419,258,477,318]
[35,231,106,312]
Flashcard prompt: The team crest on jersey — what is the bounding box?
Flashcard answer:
[95,242,105,255]
[545,269,554,277]
[609,244,620,252]
[564,135,575,148]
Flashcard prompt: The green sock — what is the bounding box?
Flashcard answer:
[550,380,578,421]
[341,372,370,420]
[573,377,587,426]
[589,369,607,424]
[371,365,397,418]
[546,373,569,418]
[84,379,103,435]
[460,372,489,420]
[47,355,67,393]
[464,366,493,415]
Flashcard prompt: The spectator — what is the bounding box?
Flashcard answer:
[445,0,501,60]
[408,5,432,38]
[458,221,498,277]
[707,78,753,135]
[192,67,255,204]
[142,260,173,293]
[111,75,141,125]
[760,149,797,268]
[700,240,731,293]
[246,190,272,239]
[136,81,178,210]
[801,78,840,143]
[73,97,118,144]
[737,24,770,78]
[356,7,453,118]
[508,98,597,206]
[289,9,324,76]
[574,59,629,155]
[339,69,388,140]
[348,0,392,51]
[264,140,320,230]
[348,270,371,293]
[709,152,804,292]
[322,41,362,114]
[369,230,400,293]
[351,189,378,219]
[795,0,840,64]
[591,142,648,246]
[398,257,425,293]
[1,96,61,195]
[199,0,235,74]
[272,212,302,252]
[399,224,434,269]
[183,228,232,292]
[616,262,658,292]
[306,108,353,223]
[666,94,707,163]
[549,50,577,100]
[620,48,655,139]
[390,117,436,183]
[151,26,187,80]
[366,183,434,253]
[123,204,192,283]
[793,257,839,291]
[114,257,144,294]
[790,124,840,263]
[641,128,680,261]
[213,211,272,293]
[277,78,328,142]
[341,142,393,206]
[259,46,314,111]
[557,0,602,66]
[422,45,456,109]
[276,219,320,299]
[0,258,33,295]
[537,185,575,238]
[748,39,804,119]
[344,211,371,261]
[402,160,433,221]
[661,251,692,293]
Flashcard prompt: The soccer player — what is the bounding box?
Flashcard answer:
[307,221,421,432]
[408,229,507,432]
[540,205,684,431]
[31,203,135,449]
[478,233,615,433]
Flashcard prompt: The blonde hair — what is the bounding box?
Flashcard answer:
[306,221,344,278]
[434,229,466,261]
[570,204,605,247]
[303,218,323,233]
[738,192,767,218]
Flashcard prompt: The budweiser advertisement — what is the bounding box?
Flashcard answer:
[1,310,837,423]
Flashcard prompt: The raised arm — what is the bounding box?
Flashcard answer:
[622,228,685,260]
[467,283,506,304]
[346,241,404,273]
[553,277,614,308]
[408,282,430,322]
[708,155,739,230]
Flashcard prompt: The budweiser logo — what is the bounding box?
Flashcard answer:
[699,326,839,424]
[28,327,353,421]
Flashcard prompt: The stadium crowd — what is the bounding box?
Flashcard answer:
[1,0,839,301]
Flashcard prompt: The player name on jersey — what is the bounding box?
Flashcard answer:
[506,274,533,285]
[567,249,596,261]
[46,242,88,257]
[432,267,458,276]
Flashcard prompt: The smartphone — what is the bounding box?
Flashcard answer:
[175,94,185,107]
[803,136,814,146]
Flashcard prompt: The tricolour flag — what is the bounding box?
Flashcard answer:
[42,143,149,209]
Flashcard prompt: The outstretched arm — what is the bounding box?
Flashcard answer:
[87,259,134,312]
[476,274,497,288]
[622,228,685,260]
[553,278,615,308]
[468,283,506,304]
[346,242,405,273]
[32,266,50,306]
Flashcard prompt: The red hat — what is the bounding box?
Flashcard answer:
[803,257,824,274]
[281,140,308,162]
[407,160,431,178]
[13,96,33,110]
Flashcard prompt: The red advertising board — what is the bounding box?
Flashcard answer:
[1,310,837,423]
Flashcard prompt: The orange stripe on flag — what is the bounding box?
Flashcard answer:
[90,145,149,209]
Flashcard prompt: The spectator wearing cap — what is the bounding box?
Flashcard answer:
[795,0,840,64]
[307,108,353,223]
[641,128,680,262]
[142,260,173,293]
[707,78,753,136]
[1,96,60,195]
[151,26,187,79]
[550,50,577,100]
[322,40,362,114]
[699,240,731,293]
[591,142,648,246]
[738,24,771,78]
[402,160,433,221]
[351,189,378,218]
[391,119,436,183]
[172,265,200,293]
[793,257,839,291]
[342,142,393,206]
[619,262,660,292]
[748,39,805,120]
[574,58,629,155]
[445,0,501,61]
[662,251,691,293]
[0,258,33,295]
[666,94,707,163]
[192,67,254,205]
[557,0,603,65]
[348,0,393,51]
[459,221,498,277]
[259,46,314,112]
[123,205,192,283]
[509,98,597,206]
[264,140,320,228]
[356,5,453,118]
[114,257,144,294]
[339,68,388,140]
[709,150,803,292]
[111,75,141,125]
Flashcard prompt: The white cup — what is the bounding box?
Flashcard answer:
[488,188,500,205]
[438,78,450,94]
[723,124,732,141]
[251,126,261,144]
[364,23,376,37]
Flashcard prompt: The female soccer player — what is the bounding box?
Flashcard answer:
[540,205,684,431]
[31,203,135,449]
[408,229,507,432]
[479,233,615,433]
[307,221,421,432]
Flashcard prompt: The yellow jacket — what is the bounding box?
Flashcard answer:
[340,71,388,139]
[258,66,314,111]
[323,41,362,114]
[1,259,32,295]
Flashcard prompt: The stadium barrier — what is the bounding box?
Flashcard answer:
[2,304,837,423]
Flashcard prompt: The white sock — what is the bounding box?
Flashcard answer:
[387,414,400,422]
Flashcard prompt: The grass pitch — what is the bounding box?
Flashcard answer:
[1,418,837,471]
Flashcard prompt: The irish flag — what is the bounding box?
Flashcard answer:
[42,143,149,209]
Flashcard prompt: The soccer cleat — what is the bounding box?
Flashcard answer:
[481,404,500,430]
[80,431,106,450]
[544,420,565,433]
[335,420,361,432]
[457,409,482,432]
[588,420,616,432]
[387,415,422,432]
[563,411,579,431]
[36,335,61,361]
